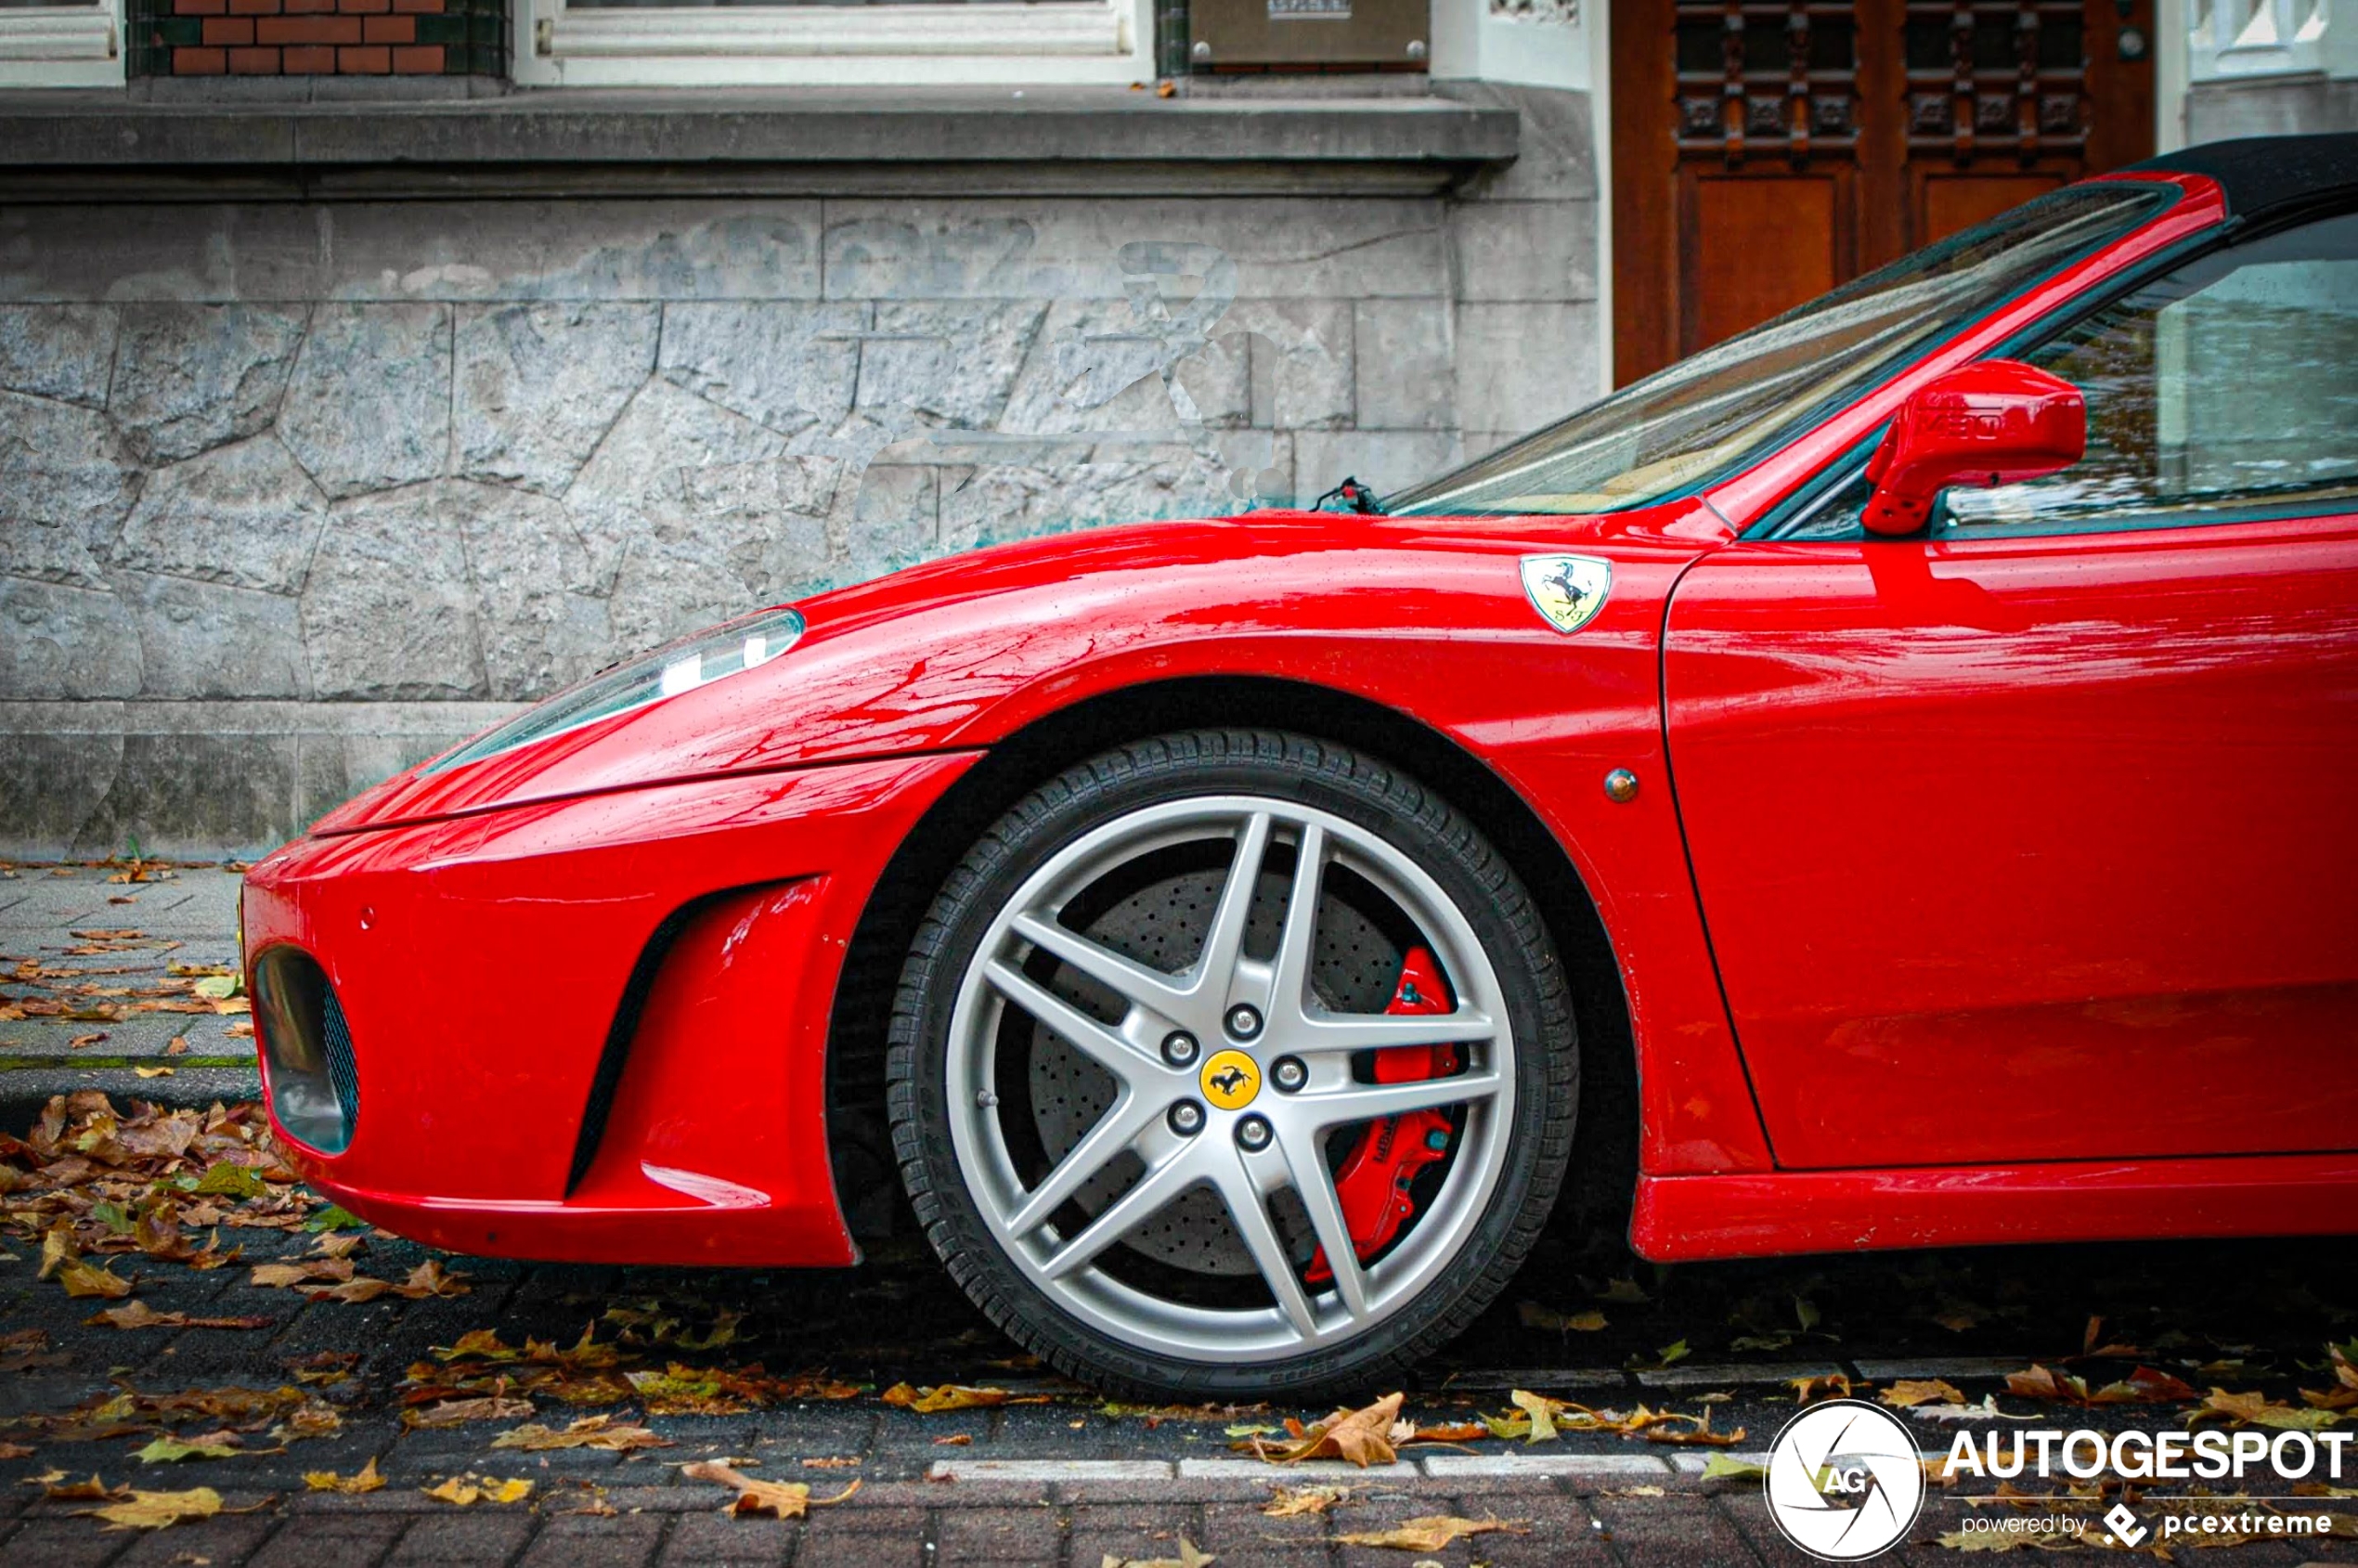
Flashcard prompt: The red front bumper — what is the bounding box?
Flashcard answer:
[240,753,977,1266]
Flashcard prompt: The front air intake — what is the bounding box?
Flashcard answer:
[252,947,359,1156]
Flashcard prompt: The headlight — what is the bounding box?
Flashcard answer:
[428,606,805,772]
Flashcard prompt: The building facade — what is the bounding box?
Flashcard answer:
[0,1,2343,856]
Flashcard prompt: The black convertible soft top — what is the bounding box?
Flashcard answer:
[2128,132,2358,221]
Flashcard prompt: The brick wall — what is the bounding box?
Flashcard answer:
[133,0,503,76]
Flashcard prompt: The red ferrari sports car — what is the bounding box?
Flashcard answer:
[244,134,2358,1399]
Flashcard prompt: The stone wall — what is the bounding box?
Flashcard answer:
[0,92,1596,856]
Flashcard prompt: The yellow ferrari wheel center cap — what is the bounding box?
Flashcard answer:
[1199,1049,1261,1110]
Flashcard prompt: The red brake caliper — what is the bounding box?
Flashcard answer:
[1305,945,1458,1283]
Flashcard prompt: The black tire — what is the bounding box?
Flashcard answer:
[886,729,1577,1401]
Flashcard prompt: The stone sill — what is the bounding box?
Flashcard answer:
[0,86,1520,200]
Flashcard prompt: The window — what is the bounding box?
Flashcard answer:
[0,0,121,87]
[1386,184,2171,518]
[513,0,1152,87]
[1944,210,2358,532]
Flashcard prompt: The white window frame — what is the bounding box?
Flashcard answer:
[0,0,123,87]
[512,0,1154,87]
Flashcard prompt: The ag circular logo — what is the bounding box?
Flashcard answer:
[1198,1049,1260,1110]
[1764,1399,1926,1561]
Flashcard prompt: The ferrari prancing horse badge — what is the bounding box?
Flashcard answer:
[1519,555,1613,634]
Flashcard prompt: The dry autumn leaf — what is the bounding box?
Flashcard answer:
[1242,1392,1403,1467]
[133,1432,245,1464]
[1263,1483,1349,1516]
[78,1485,224,1531]
[1883,1379,1966,1409]
[2003,1365,2092,1405]
[304,1458,384,1494]
[87,1300,270,1331]
[1701,1453,1769,1483]
[252,1259,352,1289]
[880,1382,1010,1413]
[2090,1367,2196,1406]
[403,1396,537,1429]
[491,1416,671,1454]
[425,1475,534,1506]
[56,1258,132,1299]
[2191,1388,2342,1432]
[681,1459,860,1521]
[1791,1372,1855,1405]
[1333,1514,1523,1551]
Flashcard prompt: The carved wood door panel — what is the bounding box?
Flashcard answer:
[1612,0,2155,385]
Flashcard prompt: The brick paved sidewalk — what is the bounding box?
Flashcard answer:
[0,862,258,1124]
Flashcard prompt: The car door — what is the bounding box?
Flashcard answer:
[1663,205,2358,1171]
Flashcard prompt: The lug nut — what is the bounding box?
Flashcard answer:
[1224,1004,1263,1041]
[1160,1030,1199,1067]
[1168,1100,1206,1136]
[1235,1114,1272,1152]
[1270,1056,1307,1093]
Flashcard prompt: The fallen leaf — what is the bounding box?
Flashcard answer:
[681,1458,859,1520]
[2190,1387,2342,1431]
[1510,1388,1566,1443]
[134,1066,175,1079]
[1263,1483,1349,1516]
[403,1397,536,1429]
[57,1258,132,1299]
[880,1382,1009,1414]
[1630,1339,1691,1371]
[396,1258,469,1297]
[1334,1515,1522,1551]
[424,1474,534,1506]
[87,1301,270,1331]
[251,1259,353,1289]
[2004,1364,2092,1405]
[932,1433,972,1446]
[1701,1453,1768,1483]
[38,1220,77,1280]
[1242,1392,1403,1467]
[134,1434,243,1464]
[304,1458,383,1494]
[1791,1372,1854,1405]
[193,1163,265,1200]
[2090,1367,2196,1406]
[491,1416,670,1454]
[71,1032,107,1048]
[271,1398,344,1443]
[1883,1379,1966,1409]
[165,1037,189,1056]
[80,1485,223,1531]
[0,1441,31,1460]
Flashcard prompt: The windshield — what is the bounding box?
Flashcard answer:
[1387,182,2177,517]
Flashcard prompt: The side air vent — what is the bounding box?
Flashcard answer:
[252,947,359,1156]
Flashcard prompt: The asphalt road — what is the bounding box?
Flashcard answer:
[4,862,2355,1566]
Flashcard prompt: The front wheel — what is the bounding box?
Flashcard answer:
[887,731,1577,1401]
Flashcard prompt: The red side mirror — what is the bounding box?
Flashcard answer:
[1860,359,2086,537]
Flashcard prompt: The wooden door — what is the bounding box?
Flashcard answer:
[1611,0,2155,385]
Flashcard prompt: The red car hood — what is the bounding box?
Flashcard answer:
[308,503,1729,836]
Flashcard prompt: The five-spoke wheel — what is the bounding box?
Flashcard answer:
[889,731,1574,1400]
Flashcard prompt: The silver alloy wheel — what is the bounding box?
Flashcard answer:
[943,794,1517,1364]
